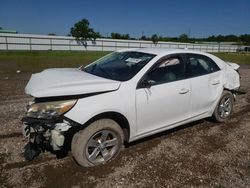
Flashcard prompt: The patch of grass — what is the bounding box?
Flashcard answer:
[0,51,249,74]
[212,52,250,65]
[0,51,109,73]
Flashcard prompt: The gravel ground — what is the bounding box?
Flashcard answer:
[0,67,250,188]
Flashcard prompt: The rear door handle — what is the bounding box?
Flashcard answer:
[211,80,220,85]
[179,88,189,94]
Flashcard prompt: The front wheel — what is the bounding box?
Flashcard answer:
[71,119,124,167]
[213,90,234,122]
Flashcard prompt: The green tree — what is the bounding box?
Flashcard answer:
[151,34,159,45]
[111,32,130,39]
[239,34,250,45]
[179,33,189,43]
[70,19,100,46]
[111,32,121,39]
[140,35,147,40]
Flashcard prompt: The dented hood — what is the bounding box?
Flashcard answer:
[25,68,121,98]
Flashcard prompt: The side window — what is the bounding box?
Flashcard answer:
[147,56,185,85]
[186,54,220,78]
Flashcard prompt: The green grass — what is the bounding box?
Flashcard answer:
[212,52,250,65]
[0,51,109,73]
[0,51,249,74]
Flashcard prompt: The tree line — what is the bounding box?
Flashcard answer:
[68,19,250,45]
[138,34,250,45]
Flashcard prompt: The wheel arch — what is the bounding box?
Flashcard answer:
[83,111,130,143]
[223,88,236,101]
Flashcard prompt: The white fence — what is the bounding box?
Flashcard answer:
[0,33,238,52]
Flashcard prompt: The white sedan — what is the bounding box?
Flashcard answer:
[22,48,240,167]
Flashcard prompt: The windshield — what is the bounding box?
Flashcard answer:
[83,51,156,81]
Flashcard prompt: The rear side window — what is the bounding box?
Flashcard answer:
[186,54,220,78]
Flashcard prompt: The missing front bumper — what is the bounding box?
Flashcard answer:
[21,117,73,161]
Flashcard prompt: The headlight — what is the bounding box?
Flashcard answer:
[27,99,77,119]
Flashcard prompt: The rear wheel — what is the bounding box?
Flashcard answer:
[213,90,234,122]
[71,119,124,167]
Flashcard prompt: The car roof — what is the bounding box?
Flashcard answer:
[117,47,227,69]
[118,47,211,57]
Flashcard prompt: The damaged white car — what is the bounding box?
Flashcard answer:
[22,48,240,167]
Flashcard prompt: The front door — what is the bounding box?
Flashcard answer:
[136,55,191,136]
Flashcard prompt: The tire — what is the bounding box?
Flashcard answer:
[213,90,234,122]
[71,119,124,167]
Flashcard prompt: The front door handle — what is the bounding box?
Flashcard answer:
[179,88,189,94]
[211,80,220,85]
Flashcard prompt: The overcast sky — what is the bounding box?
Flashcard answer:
[0,0,249,38]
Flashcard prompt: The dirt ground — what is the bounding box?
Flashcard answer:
[0,66,250,188]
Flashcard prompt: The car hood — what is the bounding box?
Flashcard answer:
[25,68,121,98]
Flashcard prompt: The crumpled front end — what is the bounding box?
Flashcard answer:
[21,67,121,161]
[21,99,79,161]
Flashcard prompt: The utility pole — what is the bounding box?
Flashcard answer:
[188,28,191,38]
[141,31,144,40]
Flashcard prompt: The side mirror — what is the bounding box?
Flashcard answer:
[138,79,153,89]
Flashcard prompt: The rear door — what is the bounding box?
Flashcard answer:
[185,53,223,116]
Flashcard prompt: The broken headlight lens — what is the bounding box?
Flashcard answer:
[26,100,77,119]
